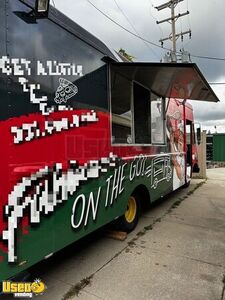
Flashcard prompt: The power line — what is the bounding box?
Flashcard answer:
[178,0,192,48]
[86,0,225,62]
[86,0,169,51]
[186,0,192,32]
[177,0,183,37]
[148,0,164,40]
[209,82,225,85]
[191,54,225,61]
[155,0,191,62]
[113,0,160,59]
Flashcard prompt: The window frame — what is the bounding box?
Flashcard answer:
[150,93,166,146]
[132,80,152,145]
[110,71,166,147]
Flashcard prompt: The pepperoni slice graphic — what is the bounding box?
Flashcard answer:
[54,78,78,104]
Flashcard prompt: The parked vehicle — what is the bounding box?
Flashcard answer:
[0,0,219,280]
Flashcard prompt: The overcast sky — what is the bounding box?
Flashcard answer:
[53,0,225,133]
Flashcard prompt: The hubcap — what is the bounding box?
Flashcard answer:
[125,196,137,223]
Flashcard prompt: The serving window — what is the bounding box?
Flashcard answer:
[133,82,151,144]
[151,94,165,144]
[110,61,219,145]
[110,70,165,145]
[111,73,132,144]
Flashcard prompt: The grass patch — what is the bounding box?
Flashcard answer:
[136,230,146,236]
[131,180,206,245]
[144,225,153,231]
[223,274,225,284]
[128,240,136,247]
[168,181,206,212]
[63,179,207,300]
[221,274,225,300]
[62,275,93,300]
[171,200,182,208]
[155,217,162,223]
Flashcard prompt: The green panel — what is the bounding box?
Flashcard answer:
[0,154,176,280]
[213,134,225,162]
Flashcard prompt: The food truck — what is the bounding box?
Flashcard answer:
[0,0,219,280]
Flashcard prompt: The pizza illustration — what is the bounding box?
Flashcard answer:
[54,78,78,104]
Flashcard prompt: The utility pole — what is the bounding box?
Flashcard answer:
[171,0,176,54]
[155,0,191,62]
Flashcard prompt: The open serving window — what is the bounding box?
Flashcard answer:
[110,62,219,145]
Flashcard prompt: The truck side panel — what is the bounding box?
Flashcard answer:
[0,0,192,281]
[0,0,108,280]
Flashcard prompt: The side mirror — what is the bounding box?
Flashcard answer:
[197,127,201,145]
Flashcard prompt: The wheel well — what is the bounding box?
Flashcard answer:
[132,184,151,212]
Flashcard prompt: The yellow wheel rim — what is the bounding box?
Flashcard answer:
[125,196,137,223]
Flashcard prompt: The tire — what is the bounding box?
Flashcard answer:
[116,192,141,233]
[193,163,200,173]
[182,180,191,188]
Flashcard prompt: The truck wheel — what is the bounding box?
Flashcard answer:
[117,193,141,233]
[182,180,191,188]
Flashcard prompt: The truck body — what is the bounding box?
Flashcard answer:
[0,0,219,280]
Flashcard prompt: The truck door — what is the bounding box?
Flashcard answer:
[185,120,192,181]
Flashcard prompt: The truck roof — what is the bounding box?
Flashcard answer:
[24,0,118,61]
